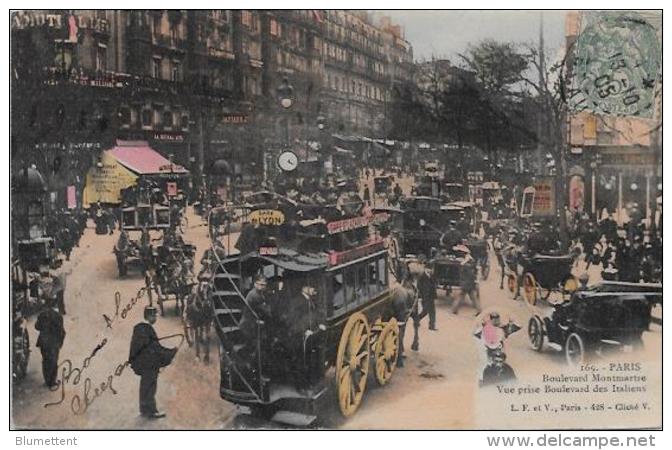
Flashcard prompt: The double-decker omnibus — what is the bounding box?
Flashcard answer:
[207,192,401,426]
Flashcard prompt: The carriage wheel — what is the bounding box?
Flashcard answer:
[528,316,544,352]
[523,273,538,306]
[507,274,517,296]
[374,318,399,386]
[13,328,30,381]
[336,312,371,417]
[562,275,578,298]
[564,333,585,366]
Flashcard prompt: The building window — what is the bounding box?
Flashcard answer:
[181,114,189,131]
[242,10,252,27]
[171,61,181,82]
[270,18,279,36]
[118,106,131,127]
[351,80,355,94]
[141,109,152,128]
[152,14,161,39]
[152,57,162,79]
[153,108,162,128]
[163,111,173,129]
[170,23,180,46]
[96,45,107,72]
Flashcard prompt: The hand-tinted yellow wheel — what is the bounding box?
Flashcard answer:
[563,275,578,293]
[374,318,399,386]
[336,312,370,417]
[523,273,538,306]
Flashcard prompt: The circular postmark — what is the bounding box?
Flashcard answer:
[569,12,660,118]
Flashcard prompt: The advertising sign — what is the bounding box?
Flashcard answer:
[248,209,285,226]
[532,177,556,217]
[66,185,77,209]
[82,151,138,206]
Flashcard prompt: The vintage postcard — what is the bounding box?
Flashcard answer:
[9,8,662,432]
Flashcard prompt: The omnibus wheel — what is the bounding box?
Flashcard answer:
[507,274,517,296]
[523,273,538,306]
[374,318,399,386]
[565,332,585,366]
[528,316,544,352]
[335,312,370,417]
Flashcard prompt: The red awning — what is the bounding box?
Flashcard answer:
[108,140,188,175]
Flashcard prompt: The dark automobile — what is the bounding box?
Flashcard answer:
[528,282,662,366]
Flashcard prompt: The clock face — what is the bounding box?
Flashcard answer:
[278,151,298,172]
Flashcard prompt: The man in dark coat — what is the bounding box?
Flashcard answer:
[416,265,438,331]
[451,248,481,315]
[129,305,177,419]
[284,285,326,387]
[35,298,66,388]
[239,276,271,342]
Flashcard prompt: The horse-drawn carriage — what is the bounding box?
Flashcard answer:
[153,239,196,316]
[208,194,405,426]
[519,254,578,305]
[431,253,476,292]
[114,204,171,277]
[527,282,662,366]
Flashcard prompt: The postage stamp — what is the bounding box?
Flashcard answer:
[569,11,661,118]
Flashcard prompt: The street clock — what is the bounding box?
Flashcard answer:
[277,151,298,172]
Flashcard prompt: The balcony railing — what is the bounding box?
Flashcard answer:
[153,34,188,51]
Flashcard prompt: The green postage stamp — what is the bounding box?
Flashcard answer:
[569,11,661,118]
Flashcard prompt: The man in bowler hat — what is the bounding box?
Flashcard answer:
[35,297,66,388]
[129,305,177,419]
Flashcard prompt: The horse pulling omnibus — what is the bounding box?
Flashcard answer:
[207,192,401,426]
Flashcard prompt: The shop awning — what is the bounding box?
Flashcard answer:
[109,140,188,175]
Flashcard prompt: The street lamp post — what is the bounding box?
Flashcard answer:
[589,153,602,220]
[276,77,294,147]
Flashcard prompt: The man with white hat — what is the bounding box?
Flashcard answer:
[451,245,481,315]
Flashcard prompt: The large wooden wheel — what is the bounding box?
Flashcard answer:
[336,312,371,417]
[523,273,538,306]
[374,318,399,386]
[565,332,585,366]
[528,316,544,352]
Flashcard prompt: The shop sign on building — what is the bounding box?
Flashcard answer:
[221,114,249,124]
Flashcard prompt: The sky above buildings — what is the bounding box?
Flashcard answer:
[376,10,567,62]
